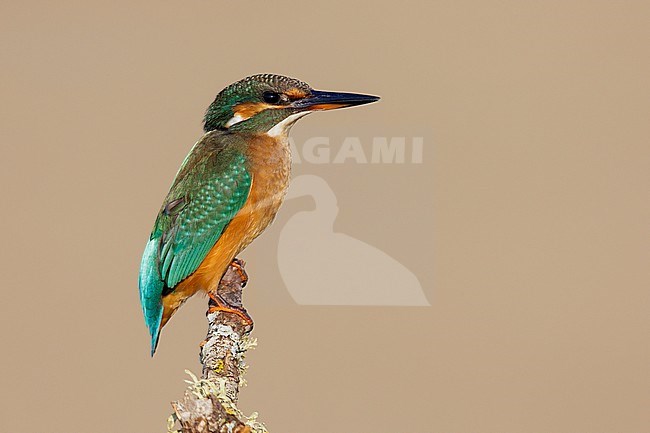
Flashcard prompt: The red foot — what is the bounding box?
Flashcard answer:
[208,292,254,331]
[230,258,248,287]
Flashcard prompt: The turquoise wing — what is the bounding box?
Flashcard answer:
[139,142,251,355]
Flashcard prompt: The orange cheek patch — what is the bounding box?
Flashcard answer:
[285,88,308,99]
[308,103,349,111]
[233,102,274,120]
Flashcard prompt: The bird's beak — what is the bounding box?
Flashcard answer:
[292,90,380,111]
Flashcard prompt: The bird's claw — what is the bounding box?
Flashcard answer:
[230,258,248,287]
[207,292,254,332]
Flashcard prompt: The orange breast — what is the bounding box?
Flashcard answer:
[161,134,291,327]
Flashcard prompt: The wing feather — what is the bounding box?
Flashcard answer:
[138,135,251,354]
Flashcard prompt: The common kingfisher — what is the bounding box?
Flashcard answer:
[139,74,379,355]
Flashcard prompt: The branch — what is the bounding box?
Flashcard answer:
[170,259,267,433]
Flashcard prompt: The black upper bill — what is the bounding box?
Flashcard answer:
[292,90,380,110]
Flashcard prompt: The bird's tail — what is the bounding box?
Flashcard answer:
[149,319,163,357]
[139,237,165,356]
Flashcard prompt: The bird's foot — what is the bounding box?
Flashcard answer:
[230,258,248,287]
[207,292,254,332]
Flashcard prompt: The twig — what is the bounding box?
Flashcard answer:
[170,259,267,433]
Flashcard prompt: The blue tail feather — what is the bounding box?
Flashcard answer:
[149,311,163,357]
[139,238,165,356]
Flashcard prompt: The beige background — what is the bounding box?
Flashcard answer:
[1,1,649,432]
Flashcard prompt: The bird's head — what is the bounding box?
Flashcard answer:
[203,74,379,135]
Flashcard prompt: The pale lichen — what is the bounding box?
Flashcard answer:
[170,262,266,433]
[236,335,257,388]
[174,369,268,433]
[167,413,180,433]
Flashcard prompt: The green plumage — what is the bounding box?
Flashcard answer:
[139,133,251,353]
[153,143,251,288]
[139,73,379,356]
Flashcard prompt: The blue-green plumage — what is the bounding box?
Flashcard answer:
[139,74,379,356]
[139,238,164,355]
[139,135,251,355]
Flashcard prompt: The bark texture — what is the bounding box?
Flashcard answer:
[170,259,266,433]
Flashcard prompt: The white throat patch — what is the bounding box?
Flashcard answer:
[266,112,310,137]
[225,113,247,128]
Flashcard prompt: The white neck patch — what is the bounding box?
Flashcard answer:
[266,112,310,137]
[225,113,247,128]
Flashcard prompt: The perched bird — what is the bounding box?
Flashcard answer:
[139,74,379,355]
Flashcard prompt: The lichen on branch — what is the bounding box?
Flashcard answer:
[169,260,267,433]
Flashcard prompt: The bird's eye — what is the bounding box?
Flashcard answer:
[263,91,282,104]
